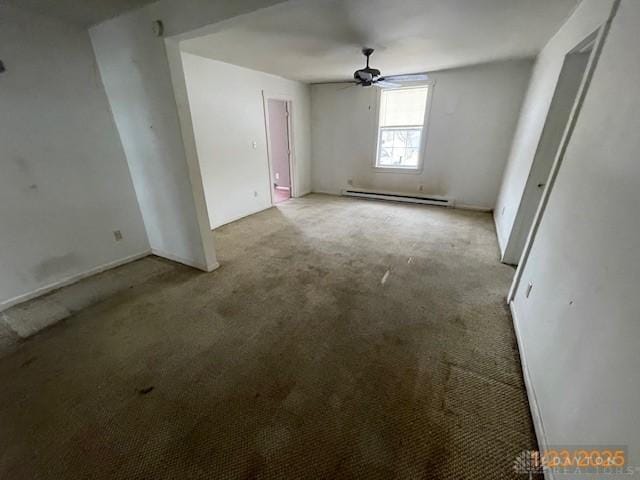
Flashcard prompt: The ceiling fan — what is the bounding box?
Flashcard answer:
[351,48,430,87]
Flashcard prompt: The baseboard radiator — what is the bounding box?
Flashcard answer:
[342,188,454,208]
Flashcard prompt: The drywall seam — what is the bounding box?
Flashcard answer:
[149,248,219,272]
[509,300,555,480]
[0,250,151,312]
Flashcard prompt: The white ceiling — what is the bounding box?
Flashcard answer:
[181,0,580,83]
[4,0,157,26]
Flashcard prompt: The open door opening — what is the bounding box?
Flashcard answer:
[502,36,595,265]
[508,24,611,301]
[265,98,293,204]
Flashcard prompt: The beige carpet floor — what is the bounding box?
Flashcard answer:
[0,194,538,479]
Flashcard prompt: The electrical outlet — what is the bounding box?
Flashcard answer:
[275,172,280,180]
[113,230,123,241]
[347,179,353,186]
[252,141,257,149]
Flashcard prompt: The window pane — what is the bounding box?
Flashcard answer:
[407,129,421,148]
[380,130,394,148]
[379,87,428,127]
[393,130,408,149]
[379,147,393,165]
[403,148,419,166]
[377,128,424,168]
[391,148,405,165]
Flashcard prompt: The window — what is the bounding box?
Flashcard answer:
[375,86,430,170]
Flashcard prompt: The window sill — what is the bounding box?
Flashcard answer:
[373,166,424,175]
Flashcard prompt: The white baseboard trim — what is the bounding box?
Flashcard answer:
[150,248,219,272]
[206,261,220,272]
[0,250,151,312]
[509,300,554,480]
[455,203,493,212]
[310,189,341,196]
[211,205,273,230]
[494,213,508,260]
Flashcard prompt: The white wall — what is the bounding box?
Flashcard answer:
[90,15,213,271]
[494,0,615,261]
[181,53,311,229]
[89,0,285,271]
[0,6,149,309]
[511,0,640,464]
[310,59,532,210]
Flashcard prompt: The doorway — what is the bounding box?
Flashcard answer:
[502,35,595,265]
[265,98,293,204]
[508,25,609,301]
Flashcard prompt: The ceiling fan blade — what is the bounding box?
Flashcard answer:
[384,73,430,82]
[374,80,401,88]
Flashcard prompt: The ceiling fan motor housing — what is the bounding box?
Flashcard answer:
[354,67,381,85]
[354,47,381,85]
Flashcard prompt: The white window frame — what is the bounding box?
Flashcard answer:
[372,82,435,174]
